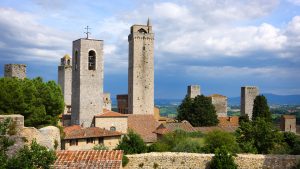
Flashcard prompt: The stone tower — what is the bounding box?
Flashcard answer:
[187,85,201,98]
[241,86,259,120]
[128,19,154,115]
[58,54,72,114]
[4,64,26,79]
[71,38,104,127]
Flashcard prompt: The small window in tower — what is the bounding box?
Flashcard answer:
[138,28,147,34]
[88,50,96,70]
[75,51,78,70]
[67,59,70,65]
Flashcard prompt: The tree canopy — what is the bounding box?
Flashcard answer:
[177,95,218,126]
[115,130,147,154]
[0,77,64,128]
[252,95,272,122]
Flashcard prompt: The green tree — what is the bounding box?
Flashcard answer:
[0,77,64,128]
[252,95,272,122]
[210,146,238,169]
[203,130,240,153]
[116,130,147,154]
[93,144,108,150]
[236,118,283,154]
[177,95,218,127]
[8,140,56,169]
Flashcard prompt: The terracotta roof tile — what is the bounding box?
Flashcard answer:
[95,109,128,117]
[208,94,227,98]
[64,125,123,140]
[53,150,123,169]
[153,121,196,134]
[127,114,160,143]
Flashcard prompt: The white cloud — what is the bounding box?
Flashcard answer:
[287,0,300,5]
[0,8,71,62]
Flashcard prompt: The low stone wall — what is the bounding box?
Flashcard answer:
[125,152,300,169]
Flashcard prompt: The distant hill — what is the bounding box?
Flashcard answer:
[228,93,300,106]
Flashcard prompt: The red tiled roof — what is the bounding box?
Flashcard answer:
[153,120,196,135]
[63,125,123,140]
[95,109,128,117]
[127,114,160,143]
[53,150,123,169]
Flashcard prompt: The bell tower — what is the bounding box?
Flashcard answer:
[71,38,104,127]
[128,19,154,115]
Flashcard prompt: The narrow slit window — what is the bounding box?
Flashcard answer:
[75,51,78,70]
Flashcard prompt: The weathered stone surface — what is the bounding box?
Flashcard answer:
[58,54,72,113]
[241,86,259,120]
[71,38,104,127]
[187,85,201,99]
[128,21,154,115]
[125,153,300,169]
[4,64,26,79]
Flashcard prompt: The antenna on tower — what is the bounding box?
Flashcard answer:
[84,26,91,39]
[147,17,151,26]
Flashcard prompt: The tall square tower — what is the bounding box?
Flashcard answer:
[71,38,104,127]
[187,85,201,98]
[58,54,72,113]
[128,19,154,115]
[241,86,259,120]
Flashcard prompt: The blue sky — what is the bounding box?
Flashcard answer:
[0,0,300,99]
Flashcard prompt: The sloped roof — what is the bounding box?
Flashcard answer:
[95,109,128,118]
[282,115,296,119]
[153,120,196,135]
[208,94,227,98]
[63,125,122,140]
[53,150,123,169]
[127,114,160,143]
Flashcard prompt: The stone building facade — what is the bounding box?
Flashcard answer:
[187,85,201,98]
[71,38,104,127]
[94,109,128,133]
[241,86,259,120]
[280,115,296,133]
[4,64,26,79]
[58,54,72,114]
[128,19,154,115]
[208,94,227,117]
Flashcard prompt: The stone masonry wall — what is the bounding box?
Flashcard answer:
[187,85,201,99]
[241,86,259,120]
[125,153,300,169]
[4,64,26,79]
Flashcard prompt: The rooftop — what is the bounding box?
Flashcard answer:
[127,114,160,143]
[63,125,123,140]
[53,150,123,169]
[154,120,196,135]
[95,109,128,118]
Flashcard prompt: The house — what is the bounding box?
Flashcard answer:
[62,125,123,150]
[94,109,128,133]
[53,150,123,169]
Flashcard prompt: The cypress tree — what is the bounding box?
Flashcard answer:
[252,95,272,122]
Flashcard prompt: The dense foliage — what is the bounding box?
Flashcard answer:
[203,130,240,154]
[210,146,238,169]
[0,77,64,128]
[177,95,218,126]
[236,118,284,154]
[0,118,56,169]
[151,130,203,153]
[93,144,108,150]
[116,130,147,154]
[252,95,272,122]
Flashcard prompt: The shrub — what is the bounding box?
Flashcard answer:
[116,130,147,154]
[122,155,129,167]
[93,144,108,150]
[210,146,238,169]
[203,130,240,153]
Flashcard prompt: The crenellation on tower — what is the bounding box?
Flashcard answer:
[128,20,154,115]
[241,86,259,120]
[71,38,104,127]
[4,64,26,79]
